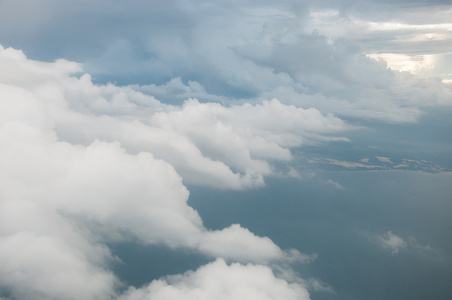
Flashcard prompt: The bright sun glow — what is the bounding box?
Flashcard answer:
[367,53,437,74]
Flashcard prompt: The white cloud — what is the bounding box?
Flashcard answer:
[375,156,392,163]
[408,237,441,257]
[0,200,118,300]
[366,53,437,74]
[0,44,321,298]
[1,1,452,298]
[0,44,348,190]
[0,103,289,299]
[307,4,452,85]
[0,117,287,257]
[326,179,345,190]
[377,231,406,254]
[133,77,229,104]
[198,225,283,263]
[376,232,442,258]
[3,2,452,125]
[119,259,310,300]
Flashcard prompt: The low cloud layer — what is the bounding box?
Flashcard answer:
[1,1,452,299]
[0,45,324,299]
[119,259,310,300]
[0,45,349,190]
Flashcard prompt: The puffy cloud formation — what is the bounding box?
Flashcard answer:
[0,44,348,190]
[377,231,406,254]
[0,45,320,299]
[0,200,118,300]
[2,1,451,124]
[119,259,310,300]
[1,1,452,299]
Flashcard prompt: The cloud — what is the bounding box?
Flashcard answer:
[375,232,442,257]
[0,101,290,299]
[377,231,406,254]
[0,44,323,298]
[118,258,310,300]
[0,110,287,255]
[0,44,348,190]
[310,157,447,173]
[2,1,452,124]
[326,179,345,190]
[375,156,392,163]
[2,1,452,298]
[408,237,441,257]
[366,53,437,74]
[307,2,452,84]
[198,225,283,263]
[0,200,119,300]
[132,77,228,104]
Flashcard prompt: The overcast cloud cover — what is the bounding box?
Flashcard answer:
[1,0,452,299]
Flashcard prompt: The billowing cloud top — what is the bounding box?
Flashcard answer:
[119,259,310,300]
[1,1,452,299]
[0,45,350,190]
[1,0,451,123]
[0,45,323,299]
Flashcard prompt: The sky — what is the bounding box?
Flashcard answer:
[0,0,452,299]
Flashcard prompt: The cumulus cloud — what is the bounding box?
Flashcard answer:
[132,77,229,105]
[1,1,452,299]
[0,44,322,298]
[0,44,348,190]
[307,2,452,86]
[198,225,283,263]
[2,1,452,124]
[0,200,119,300]
[0,92,286,256]
[119,259,310,300]
[377,231,406,254]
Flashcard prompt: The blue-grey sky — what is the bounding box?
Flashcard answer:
[0,1,451,299]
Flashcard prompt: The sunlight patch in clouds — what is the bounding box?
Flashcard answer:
[367,53,437,74]
[365,21,452,33]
